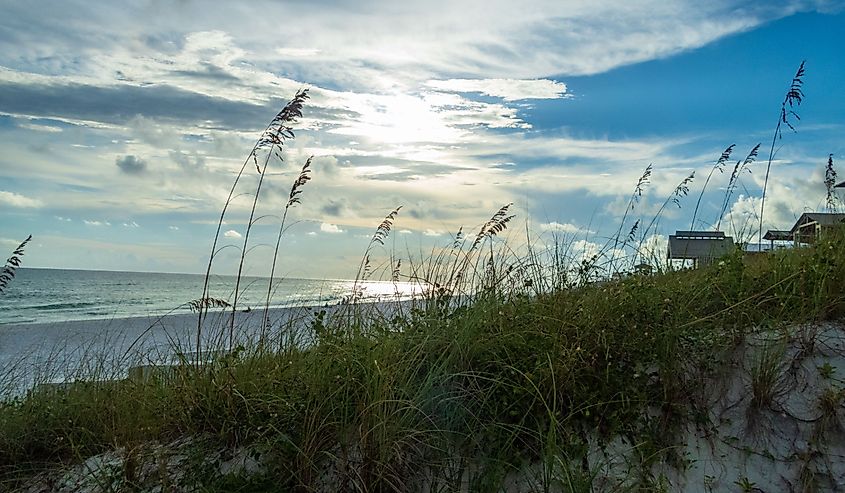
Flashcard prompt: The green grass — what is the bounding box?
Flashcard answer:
[2,81,842,490]
[2,227,844,491]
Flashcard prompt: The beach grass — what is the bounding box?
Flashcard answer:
[1,226,844,490]
[3,71,844,490]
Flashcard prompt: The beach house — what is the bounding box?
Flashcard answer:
[789,212,845,246]
[667,230,735,268]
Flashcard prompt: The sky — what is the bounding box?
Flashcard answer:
[1,0,845,279]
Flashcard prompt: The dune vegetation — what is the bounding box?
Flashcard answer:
[1,62,845,492]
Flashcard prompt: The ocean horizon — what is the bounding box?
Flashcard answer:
[0,267,421,326]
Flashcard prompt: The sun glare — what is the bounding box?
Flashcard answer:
[331,92,465,144]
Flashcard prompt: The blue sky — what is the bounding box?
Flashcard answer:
[1,0,844,278]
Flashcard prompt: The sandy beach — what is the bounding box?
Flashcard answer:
[0,300,410,396]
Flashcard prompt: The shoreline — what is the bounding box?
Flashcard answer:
[0,299,416,396]
[0,268,425,326]
[0,294,414,327]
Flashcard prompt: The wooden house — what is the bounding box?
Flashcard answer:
[667,230,735,267]
[789,213,845,246]
[762,230,792,250]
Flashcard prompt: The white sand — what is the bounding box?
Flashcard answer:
[560,321,845,492]
[0,300,411,396]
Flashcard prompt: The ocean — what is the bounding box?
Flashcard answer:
[0,268,422,325]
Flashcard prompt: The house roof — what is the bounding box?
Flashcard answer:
[667,231,735,260]
[763,230,792,241]
[671,230,727,239]
[789,213,845,234]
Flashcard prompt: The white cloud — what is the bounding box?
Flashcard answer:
[169,225,180,230]
[423,229,442,237]
[307,231,317,236]
[322,91,529,146]
[637,233,668,263]
[539,222,590,234]
[0,1,803,96]
[0,190,43,208]
[123,221,140,228]
[276,47,322,58]
[571,239,603,261]
[320,222,345,234]
[398,229,413,235]
[425,78,568,101]
[0,0,835,278]
[83,220,111,227]
[18,122,63,133]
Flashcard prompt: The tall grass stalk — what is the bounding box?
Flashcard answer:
[352,206,403,299]
[634,171,695,266]
[230,90,309,345]
[0,235,31,295]
[717,144,760,231]
[824,154,838,213]
[758,61,806,245]
[195,89,309,356]
[690,145,734,231]
[436,203,515,299]
[471,203,515,292]
[609,165,652,273]
[262,156,313,335]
